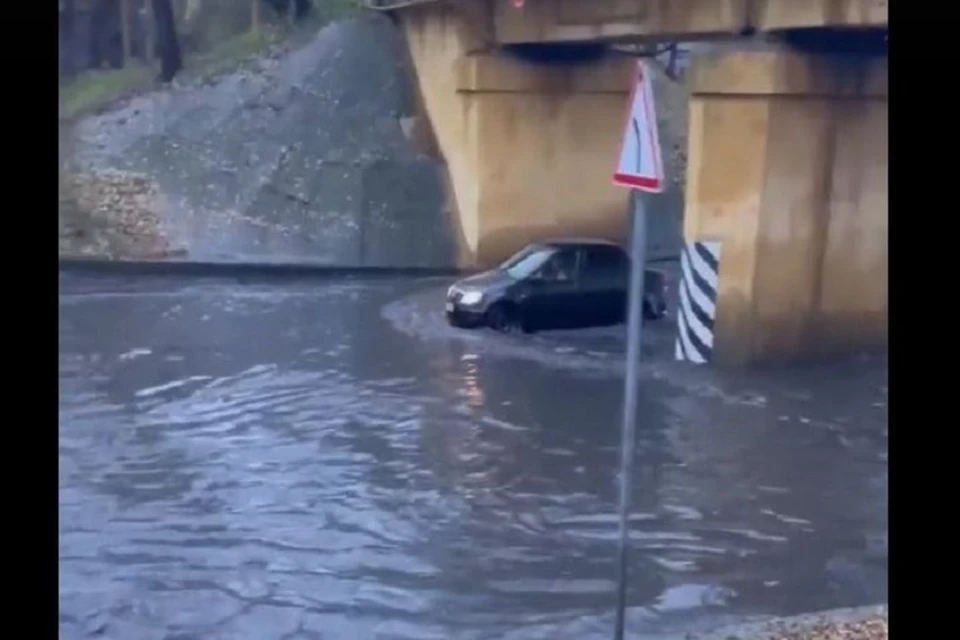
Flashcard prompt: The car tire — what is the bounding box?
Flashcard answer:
[486,303,524,334]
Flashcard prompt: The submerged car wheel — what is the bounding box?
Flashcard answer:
[486,303,524,334]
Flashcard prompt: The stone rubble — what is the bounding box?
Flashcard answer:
[771,617,887,640]
[59,170,182,259]
[770,618,888,640]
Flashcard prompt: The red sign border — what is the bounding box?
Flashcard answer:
[612,62,664,193]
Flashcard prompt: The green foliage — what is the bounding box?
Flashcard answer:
[189,28,276,78]
[59,1,361,123]
[59,66,153,122]
[311,0,359,22]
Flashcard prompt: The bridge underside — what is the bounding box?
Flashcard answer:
[391,0,887,366]
[488,0,886,45]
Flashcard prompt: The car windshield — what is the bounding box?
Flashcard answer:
[500,246,557,279]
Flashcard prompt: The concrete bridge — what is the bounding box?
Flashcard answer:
[369,0,887,366]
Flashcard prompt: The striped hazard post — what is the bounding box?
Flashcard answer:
[675,240,722,364]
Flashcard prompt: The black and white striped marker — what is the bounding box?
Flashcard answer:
[675,240,722,364]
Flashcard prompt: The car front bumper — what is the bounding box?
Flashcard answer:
[445,300,486,328]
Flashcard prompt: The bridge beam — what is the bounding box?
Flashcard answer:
[493,0,750,45]
[491,0,887,46]
[683,46,887,366]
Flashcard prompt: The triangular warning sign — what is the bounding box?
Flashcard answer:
[613,61,664,193]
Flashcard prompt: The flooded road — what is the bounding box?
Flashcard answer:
[59,273,887,640]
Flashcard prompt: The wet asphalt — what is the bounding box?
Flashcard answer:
[58,273,887,640]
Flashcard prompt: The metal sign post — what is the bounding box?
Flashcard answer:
[611,60,664,640]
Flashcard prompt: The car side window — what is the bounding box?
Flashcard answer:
[540,249,579,282]
[583,247,628,286]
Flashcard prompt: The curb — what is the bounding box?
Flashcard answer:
[686,605,887,640]
[58,258,466,280]
[59,255,680,280]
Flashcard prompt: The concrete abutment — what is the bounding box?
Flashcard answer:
[399,5,639,269]
[684,46,887,366]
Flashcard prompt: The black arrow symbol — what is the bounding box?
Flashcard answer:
[632,117,642,174]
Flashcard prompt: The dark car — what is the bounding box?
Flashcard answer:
[445,239,668,333]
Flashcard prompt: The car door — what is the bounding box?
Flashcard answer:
[577,247,609,325]
[608,249,631,323]
[580,246,627,326]
[525,247,581,330]
[551,247,585,329]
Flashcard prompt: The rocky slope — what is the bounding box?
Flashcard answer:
[64,14,454,267]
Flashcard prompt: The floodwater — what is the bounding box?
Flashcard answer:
[59,273,887,640]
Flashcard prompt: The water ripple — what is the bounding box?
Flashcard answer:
[59,275,887,639]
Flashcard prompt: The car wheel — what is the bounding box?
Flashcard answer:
[487,303,522,334]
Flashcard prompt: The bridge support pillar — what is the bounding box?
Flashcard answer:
[683,47,887,366]
[398,6,639,268]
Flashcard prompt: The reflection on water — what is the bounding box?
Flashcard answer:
[59,274,887,640]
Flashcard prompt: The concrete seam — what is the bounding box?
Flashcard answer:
[743,0,759,33]
[807,95,842,348]
[747,97,774,363]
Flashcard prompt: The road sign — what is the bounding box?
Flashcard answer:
[611,59,663,640]
[613,61,664,193]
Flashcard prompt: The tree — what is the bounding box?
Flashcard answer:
[263,0,312,23]
[152,0,182,82]
[120,0,131,66]
[59,0,77,74]
[143,0,155,64]
[251,0,261,38]
[61,0,75,34]
[293,0,311,23]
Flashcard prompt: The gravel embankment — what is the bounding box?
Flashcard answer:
[63,14,453,267]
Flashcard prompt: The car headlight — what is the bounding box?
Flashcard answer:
[460,291,483,306]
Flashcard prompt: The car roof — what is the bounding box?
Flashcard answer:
[536,238,624,250]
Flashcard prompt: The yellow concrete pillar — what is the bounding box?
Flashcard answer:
[399,5,636,268]
[684,47,887,366]
[464,54,636,266]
